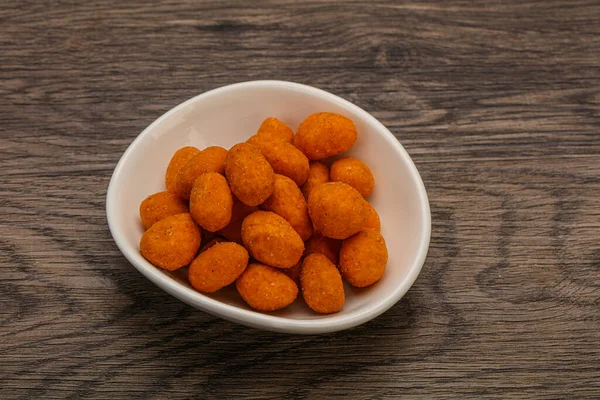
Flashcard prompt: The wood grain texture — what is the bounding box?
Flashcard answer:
[1,0,599,398]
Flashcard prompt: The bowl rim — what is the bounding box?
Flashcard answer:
[106,80,431,334]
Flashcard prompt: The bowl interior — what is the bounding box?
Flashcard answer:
[107,81,430,333]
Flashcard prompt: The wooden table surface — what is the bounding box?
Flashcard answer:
[2,1,599,398]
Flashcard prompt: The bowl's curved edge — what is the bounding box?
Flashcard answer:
[106,80,431,334]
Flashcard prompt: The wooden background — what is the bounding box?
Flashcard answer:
[1,0,599,398]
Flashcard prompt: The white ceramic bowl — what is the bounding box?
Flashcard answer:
[106,81,430,334]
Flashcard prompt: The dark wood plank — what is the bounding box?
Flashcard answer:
[1,0,599,398]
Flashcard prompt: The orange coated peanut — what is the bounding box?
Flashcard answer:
[140,213,201,271]
[189,172,233,232]
[294,112,357,160]
[339,229,388,287]
[301,253,345,314]
[236,263,298,311]
[241,211,304,268]
[189,242,249,293]
[225,143,275,206]
[261,174,313,241]
[308,182,367,239]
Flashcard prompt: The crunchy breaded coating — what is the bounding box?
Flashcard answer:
[225,143,275,206]
[339,229,388,287]
[247,134,309,186]
[189,172,233,232]
[363,202,381,232]
[308,182,367,239]
[217,199,258,244]
[174,146,227,199]
[301,161,329,200]
[330,157,375,197]
[261,174,313,241]
[200,236,227,253]
[301,253,345,314]
[140,213,201,271]
[304,234,341,265]
[256,117,294,143]
[139,191,189,230]
[236,263,298,311]
[188,242,249,293]
[294,112,357,160]
[241,211,304,268]
[165,146,200,193]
